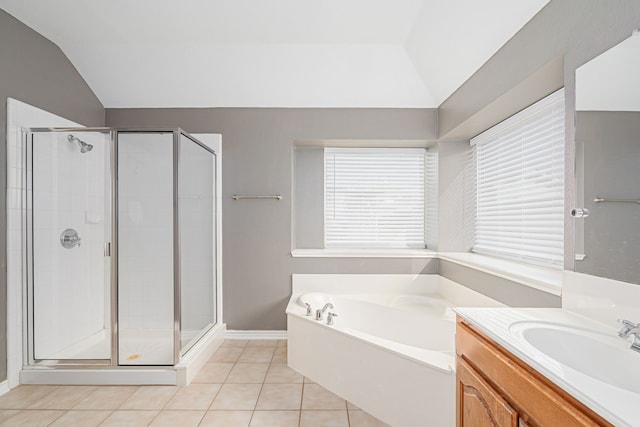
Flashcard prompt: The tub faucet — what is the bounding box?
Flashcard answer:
[315,303,334,321]
[304,303,312,316]
[326,312,338,325]
[617,319,640,353]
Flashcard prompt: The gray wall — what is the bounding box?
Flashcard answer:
[0,9,104,380]
[293,147,325,249]
[106,108,439,329]
[436,0,640,271]
[439,261,561,307]
[575,111,640,284]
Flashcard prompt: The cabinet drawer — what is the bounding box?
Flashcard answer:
[456,319,611,427]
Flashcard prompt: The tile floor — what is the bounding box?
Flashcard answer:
[0,339,389,426]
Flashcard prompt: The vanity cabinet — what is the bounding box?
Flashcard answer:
[456,318,613,427]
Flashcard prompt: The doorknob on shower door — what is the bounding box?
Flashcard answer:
[60,229,81,248]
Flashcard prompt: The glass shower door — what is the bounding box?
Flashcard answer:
[179,134,216,355]
[117,132,175,365]
[30,131,112,361]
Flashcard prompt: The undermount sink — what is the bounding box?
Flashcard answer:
[509,321,640,394]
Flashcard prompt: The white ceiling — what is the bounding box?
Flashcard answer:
[0,0,549,108]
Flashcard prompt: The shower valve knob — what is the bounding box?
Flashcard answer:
[60,229,81,249]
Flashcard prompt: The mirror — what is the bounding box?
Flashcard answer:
[575,32,640,284]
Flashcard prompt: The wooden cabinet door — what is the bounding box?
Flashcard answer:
[458,357,518,427]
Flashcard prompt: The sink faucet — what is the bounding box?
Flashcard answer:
[315,303,334,321]
[617,319,640,353]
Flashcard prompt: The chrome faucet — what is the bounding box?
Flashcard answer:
[315,303,334,321]
[304,303,312,316]
[617,319,640,353]
[326,312,338,325]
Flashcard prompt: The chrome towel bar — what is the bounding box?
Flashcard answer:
[232,194,283,200]
[594,197,640,204]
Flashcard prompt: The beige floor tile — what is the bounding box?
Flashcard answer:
[208,346,244,363]
[246,340,278,348]
[0,409,20,423]
[249,410,299,427]
[255,383,302,410]
[193,363,234,383]
[209,384,262,410]
[348,410,390,427]
[300,410,349,427]
[238,347,275,363]
[226,363,269,383]
[276,340,287,348]
[0,386,58,409]
[347,401,361,410]
[73,386,139,410]
[264,363,303,383]
[149,410,205,427]
[27,385,97,410]
[1,409,65,427]
[303,376,314,384]
[302,384,346,410]
[222,339,249,348]
[119,386,179,410]
[49,410,112,426]
[271,347,287,363]
[100,410,158,426]
[199,410,252,427]
[164,384,221,410]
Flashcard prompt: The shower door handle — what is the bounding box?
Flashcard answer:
[104,242,111,257]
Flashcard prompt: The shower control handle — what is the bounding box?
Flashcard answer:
[60,229,81,249]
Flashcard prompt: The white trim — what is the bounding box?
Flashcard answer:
[225,330,287,340]
[291,248,436,258]
[439,252,562,296]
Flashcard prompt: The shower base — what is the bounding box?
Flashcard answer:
[20,323,225,386]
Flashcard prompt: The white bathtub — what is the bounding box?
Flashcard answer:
[286,274,503,427]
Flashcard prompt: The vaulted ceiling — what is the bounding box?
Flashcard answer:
[0,0,549,108]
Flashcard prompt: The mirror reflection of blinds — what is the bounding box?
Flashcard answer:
[472,88,565,268]
[324,148,426,248]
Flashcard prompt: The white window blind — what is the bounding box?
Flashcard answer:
[472,89,565,267]
[325,148,425,248]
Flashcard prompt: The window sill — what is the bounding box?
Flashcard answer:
[291,248,438,258]
[438,252,563,296]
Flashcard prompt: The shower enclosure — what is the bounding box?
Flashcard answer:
[24,128,217,369]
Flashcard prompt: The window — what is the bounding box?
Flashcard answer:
[472,89,565,267]
[324,148,428,248]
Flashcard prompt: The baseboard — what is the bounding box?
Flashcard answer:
[225,330,287,340]
[0,380,9,397]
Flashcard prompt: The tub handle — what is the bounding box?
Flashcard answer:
[327,312,339,325]
[304,303,312,316]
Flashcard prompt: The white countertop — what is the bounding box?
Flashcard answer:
[455,307,640,427]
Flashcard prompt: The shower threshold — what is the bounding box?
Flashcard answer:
[20,323,225,386]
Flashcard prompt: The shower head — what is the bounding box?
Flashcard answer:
[67,134,93,153]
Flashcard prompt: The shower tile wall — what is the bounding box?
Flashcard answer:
[32,132,110,359]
